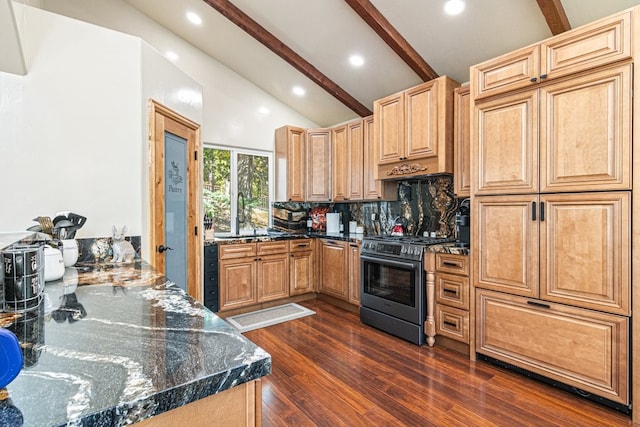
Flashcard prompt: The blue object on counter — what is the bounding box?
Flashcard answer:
[0,329,22,388]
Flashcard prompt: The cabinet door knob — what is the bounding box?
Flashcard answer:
[530,77,538,83]
[540,74,548,80]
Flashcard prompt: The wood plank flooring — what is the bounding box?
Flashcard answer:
[244,299,635,427]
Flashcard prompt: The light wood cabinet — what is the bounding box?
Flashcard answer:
[435,253,470,344]
[289,239,314,296]
[472,10,631,100]
[476,289,629,405]
[275,125,305,202]
[469,5,637,416]
[256,253,289,302]
[306,128,332,202]
[474,192,630,315]
[136,379,261,427]
[362,115,383,199]
[475,63,631,196]
[218,241,289,311]
[331,124,348,201]
[348,242,361,306]
[374,76,458,180]
[318,239,348,300]
[333,119,365,202]
[453,85,471,198]
[346,120,364,200]
[219,256,256,311]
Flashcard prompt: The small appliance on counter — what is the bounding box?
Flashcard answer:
[43,245,65,282]
[455,199,471,248]
[326,212,340,234]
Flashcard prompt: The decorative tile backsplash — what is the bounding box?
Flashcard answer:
[273,174,461,237]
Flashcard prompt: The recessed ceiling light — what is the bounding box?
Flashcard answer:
[292,86,306,97]
[349,54,365,67]
[258,106,270,115]
[165,51,179,62]
[444,0,465,16]
[186,11,202,25]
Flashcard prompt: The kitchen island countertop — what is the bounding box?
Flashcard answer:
[0,260,271,426]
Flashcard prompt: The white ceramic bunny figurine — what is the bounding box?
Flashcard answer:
[111,225,136,263]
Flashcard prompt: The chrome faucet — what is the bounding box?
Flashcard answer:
[235,191,245,235]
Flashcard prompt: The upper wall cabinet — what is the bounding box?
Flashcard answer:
[472,10,631,100]
[362,116,383,200]
[453,85,471,198]
[374,75,459,180]
[306,128,332,202]
[333,119,365,202]
[275,125,306,202]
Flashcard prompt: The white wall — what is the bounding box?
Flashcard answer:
[1,5,142,238]
[1,0,316,249]
[39,0,319,150]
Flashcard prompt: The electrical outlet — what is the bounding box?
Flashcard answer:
[371,213,377,221]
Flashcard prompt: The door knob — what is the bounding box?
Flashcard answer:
[157,245,173,253]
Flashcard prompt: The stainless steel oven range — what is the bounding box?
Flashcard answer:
[360,235,453,345]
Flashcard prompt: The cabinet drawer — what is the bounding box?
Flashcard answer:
[476,289,629,405]
[436,273,469,310]
[257,240,289,255]
[219,243,257,260]
[435,253,469,276]
[289,239,314,252]
[435,305,469,344]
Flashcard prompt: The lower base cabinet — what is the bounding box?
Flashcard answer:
[289,240,315,295]
[476,289,629,405]
[219,241,289,311]
[318,239,349,300]
[135,379,261,426]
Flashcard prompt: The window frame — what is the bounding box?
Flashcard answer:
[203,144,274,235]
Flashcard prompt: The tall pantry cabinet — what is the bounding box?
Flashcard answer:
[470,8,637,411]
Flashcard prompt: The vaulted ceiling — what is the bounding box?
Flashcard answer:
[124,0,640,126]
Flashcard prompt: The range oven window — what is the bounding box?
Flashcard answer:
[362,261,416,307]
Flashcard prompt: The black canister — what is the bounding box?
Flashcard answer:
[2,245,44,312]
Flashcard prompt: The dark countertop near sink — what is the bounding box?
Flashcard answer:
[0,259,270,426]
[206,231,364,246]
[205,231,468,254]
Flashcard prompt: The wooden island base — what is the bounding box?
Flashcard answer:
[136,379,262,427]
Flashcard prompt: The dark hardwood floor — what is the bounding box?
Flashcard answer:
[244,299,635,427]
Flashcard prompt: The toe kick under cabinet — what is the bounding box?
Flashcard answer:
[476,289,629,405]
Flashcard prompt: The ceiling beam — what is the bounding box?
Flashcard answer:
[344,0,438,81]
[536,0,571,35]
[203,0,372,117]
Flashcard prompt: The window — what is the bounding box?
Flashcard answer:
[203,146,272,235]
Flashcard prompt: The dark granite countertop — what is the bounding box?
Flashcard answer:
[426,243,470,256]
[0,261,271,426]
[206,231,363,246]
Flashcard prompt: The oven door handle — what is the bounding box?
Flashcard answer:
[360,255,419,270]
